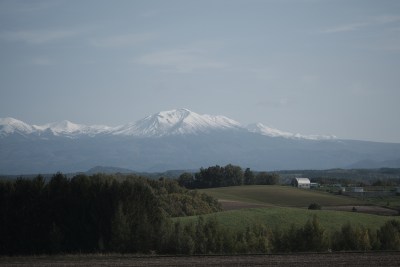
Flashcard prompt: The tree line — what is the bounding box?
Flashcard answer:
[163,216,400,254]
[1,171,400,255]
[0,173,220,255]
[178,164,279,189]
[278,168,400,186]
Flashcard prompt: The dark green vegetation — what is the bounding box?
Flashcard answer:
[170,214,400,253]
[177,207,394,234]
[1,167,400,255]
[0,173,220,255]
[178,164,279,189]
[308,203,322,210]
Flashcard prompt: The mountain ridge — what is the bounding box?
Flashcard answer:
[1,109,399,174]
[0,108,335,140]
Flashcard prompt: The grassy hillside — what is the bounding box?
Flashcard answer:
[177,207,397,233]
[185,185,399,233]
[199,185,365,207]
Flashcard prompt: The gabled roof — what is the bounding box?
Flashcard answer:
[295,178,310,184]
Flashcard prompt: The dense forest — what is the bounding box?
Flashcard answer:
[1,171,400,255]
[178,164,279,189]
[0,173,219,255]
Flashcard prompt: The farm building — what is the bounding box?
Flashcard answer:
[292,178,311,189]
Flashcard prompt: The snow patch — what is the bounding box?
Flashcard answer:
[247,123,336,140]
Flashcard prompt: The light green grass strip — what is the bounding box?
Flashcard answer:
[176,207,397,233]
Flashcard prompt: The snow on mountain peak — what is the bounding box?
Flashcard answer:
[0,110,337,140]
[35,120,113,137]
[0,117,34,136]
[36,120,85,135]
[247,123,295,138]
[247,122,337,140]
[0,117,113,138]
[113,108,242,137]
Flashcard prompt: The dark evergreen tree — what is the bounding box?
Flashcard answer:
[244,168,255,185]
[178,172,194,188]
[256,172,279,185]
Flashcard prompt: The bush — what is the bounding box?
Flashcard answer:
[308,203,321,210]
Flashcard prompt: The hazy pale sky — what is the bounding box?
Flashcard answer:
[1,0,400,142]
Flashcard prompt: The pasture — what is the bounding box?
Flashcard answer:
[199,185,366,207]
[176,206,397,233]
[182,185,400,232]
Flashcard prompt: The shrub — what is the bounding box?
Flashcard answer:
[308,203,321,210]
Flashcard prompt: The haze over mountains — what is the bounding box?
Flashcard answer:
[1,109,399,174]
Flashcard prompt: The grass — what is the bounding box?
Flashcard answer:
[364,195,400,207]
[199,185,366,207]
[176,207,398,233]
[182,185,400,233]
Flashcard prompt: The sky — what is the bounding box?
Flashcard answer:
[1,0,400,143]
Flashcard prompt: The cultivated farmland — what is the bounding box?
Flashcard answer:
[186,185,400,232]
[200,185,366,207]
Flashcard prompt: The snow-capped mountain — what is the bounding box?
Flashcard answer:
[0,118,112,138]
[1,109,400,174]
[0,108,332,139]
[0,117,35,137]
[33,120,112,137]
[247,123,336,140]
[112,108,242,137]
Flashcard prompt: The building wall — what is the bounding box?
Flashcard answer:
[298,183,310,189]
[292,178,310,189]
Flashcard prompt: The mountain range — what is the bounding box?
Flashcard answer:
[1,108,399,174]
[0,108,335,139]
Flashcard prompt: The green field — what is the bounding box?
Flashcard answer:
[177,207,396,233]
[177,185,400,232]
[364,195,400,207]
[199,185,366,207]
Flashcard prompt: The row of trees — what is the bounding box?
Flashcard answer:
[163,216,400,254]
[178,164,279,189]
[0,173,220,255]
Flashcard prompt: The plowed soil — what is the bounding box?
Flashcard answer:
[1,252,400,267]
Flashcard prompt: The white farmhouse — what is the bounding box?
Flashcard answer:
[292,178,311,189]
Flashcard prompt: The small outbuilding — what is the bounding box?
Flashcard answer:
[292,178,311,189]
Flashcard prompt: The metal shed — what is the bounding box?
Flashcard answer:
[292,178,311,189]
